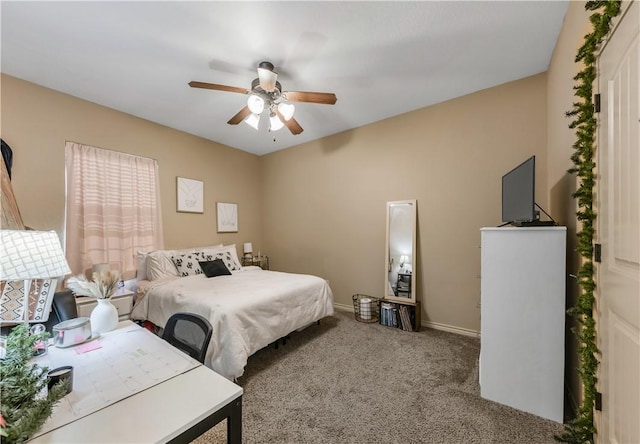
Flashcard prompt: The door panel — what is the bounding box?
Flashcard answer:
[596,2,640,443]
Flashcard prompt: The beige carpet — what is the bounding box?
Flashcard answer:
[192,311,563,443]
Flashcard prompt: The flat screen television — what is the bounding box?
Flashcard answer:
[502,155,536,225]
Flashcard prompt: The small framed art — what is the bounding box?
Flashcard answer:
[217,202,238,232]
[177,177,204,213]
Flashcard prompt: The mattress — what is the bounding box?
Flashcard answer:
[131,267,334,379]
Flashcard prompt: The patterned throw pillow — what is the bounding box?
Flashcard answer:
[200,251,241,272]
[171,253,205,277]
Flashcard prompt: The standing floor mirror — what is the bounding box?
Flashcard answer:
[385,200,417,303]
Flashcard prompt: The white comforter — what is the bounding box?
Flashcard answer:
[131,268,334,379]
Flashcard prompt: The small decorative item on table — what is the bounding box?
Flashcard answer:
[241,254,269,270]
[352,294,380,323]
[47,366,73,395]
[67,269,121,334]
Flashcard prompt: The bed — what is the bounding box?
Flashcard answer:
[130,245,334,380]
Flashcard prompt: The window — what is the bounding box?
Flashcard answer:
[65,142,163,279]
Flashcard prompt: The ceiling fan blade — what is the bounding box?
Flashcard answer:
[284,91,337,105]
[227,106,251,125]
[189,81,249,95]
[257,61,278,92]
[276,109,304,135]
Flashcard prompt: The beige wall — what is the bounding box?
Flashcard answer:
[261,73,548,334]
[1,2,589,338]
[546,0,591,416]
[0,74,262,253]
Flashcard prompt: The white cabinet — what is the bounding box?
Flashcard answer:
[480,227,566,423]
[76,289,134,321]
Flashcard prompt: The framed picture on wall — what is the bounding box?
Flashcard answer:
[217,202,238,232]
[176,177,204,213]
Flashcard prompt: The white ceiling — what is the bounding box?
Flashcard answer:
[1,1,568,156]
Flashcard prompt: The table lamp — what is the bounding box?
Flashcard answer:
[243,242,253,260]
[0,230,71,324]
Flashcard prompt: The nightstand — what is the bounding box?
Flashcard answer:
[241,255,269,270]
[75,288,135,321]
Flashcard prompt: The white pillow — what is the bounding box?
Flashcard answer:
[144,244,224,281]
[146,250,179,281]
[137,251,149,280]
[200,249,241,272]
[220,244,242,270]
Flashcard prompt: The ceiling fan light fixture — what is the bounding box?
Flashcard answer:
[190,61,335,137]
[278,102,295,121]
[244,113,260,130]
[257,67,278,92]
[247,95,265,114]
[269,113,284,131]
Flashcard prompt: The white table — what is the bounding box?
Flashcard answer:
[29,322,243,443]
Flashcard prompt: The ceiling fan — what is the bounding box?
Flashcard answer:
[189,61,337,135]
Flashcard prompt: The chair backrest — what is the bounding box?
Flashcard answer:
[44,289,79,332]
[161,312,213,363]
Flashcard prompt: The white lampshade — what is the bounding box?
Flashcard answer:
[1,230,70,280]
[269,113,284,131]
[243,243,253,254]
[247,95,265,114]
[277,102,295,121]
[244,113,260,130]
[1,230,70,324]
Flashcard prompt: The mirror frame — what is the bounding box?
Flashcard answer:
[384,199,417,304]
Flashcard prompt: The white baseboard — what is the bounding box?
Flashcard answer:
[333,303,353,313]
[332,303,480,338]
[421,320,480,338]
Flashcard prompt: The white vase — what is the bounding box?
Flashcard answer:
[90,298,119,334]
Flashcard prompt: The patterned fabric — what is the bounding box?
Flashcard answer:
[29,279,55,321]
[171,253,205,277]
[201,251,241,272]
[140,244,224,281]
[0,279,56,322]
[0,280,25,322]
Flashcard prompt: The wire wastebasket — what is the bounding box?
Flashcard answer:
[352,294,380,323]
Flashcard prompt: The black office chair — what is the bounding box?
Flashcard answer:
[161,312,213,363]
[44,289,79,332]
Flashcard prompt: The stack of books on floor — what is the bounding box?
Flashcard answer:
[380,302,414,331]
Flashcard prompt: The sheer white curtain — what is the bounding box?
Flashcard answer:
[65,142,164,279]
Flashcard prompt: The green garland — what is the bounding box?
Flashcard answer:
[556,1,621,443]
[0,324,69,443]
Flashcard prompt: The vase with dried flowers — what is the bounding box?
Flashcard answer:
[67,270,121,334]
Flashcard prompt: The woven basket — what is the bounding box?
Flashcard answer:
[352,294,380,323]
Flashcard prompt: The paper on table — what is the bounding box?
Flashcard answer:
[74,340,102,354]
[32,326,199,439]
